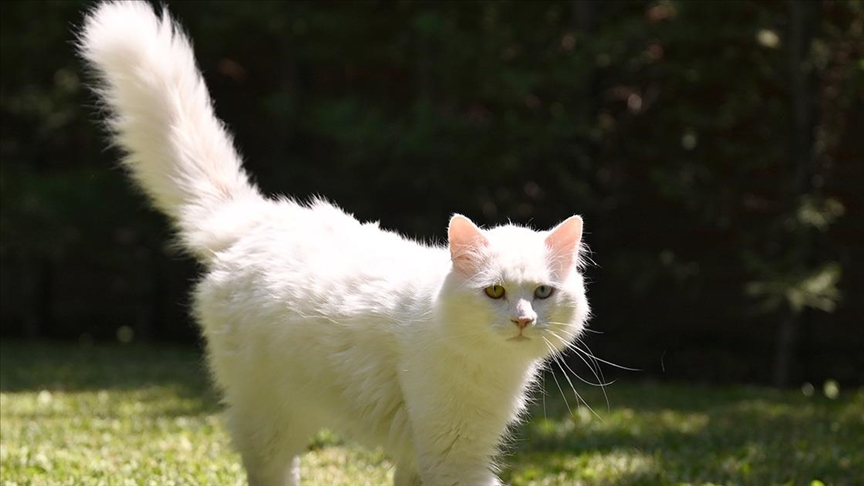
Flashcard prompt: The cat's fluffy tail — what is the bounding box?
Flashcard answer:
[79,1,263,262]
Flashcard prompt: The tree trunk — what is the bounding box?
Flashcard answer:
[22,257,54,340]
[773,0,819,388]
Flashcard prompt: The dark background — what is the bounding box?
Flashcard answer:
[1,0,861,387]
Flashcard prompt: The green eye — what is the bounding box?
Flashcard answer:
[484,285,506,299]
[534,285,554,299]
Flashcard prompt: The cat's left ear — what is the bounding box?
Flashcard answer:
[545,216,583,277]
[448,214,489,276]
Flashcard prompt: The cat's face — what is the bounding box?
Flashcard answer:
[441,215,590,360]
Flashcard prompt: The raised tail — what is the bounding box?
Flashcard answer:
[78,1,263,262]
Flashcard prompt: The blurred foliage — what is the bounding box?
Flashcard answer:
[0,0,862,385]
[746,261,842,313]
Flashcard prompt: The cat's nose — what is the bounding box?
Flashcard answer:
[511,317,534,329]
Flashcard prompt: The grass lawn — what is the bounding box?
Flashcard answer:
[1,341,861,485]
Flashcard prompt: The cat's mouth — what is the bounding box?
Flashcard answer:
[507,334,530,342]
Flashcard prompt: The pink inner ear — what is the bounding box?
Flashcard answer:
[545,216,583,277]
[448,214,488,276]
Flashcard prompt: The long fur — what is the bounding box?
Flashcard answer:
[78,2,591,485]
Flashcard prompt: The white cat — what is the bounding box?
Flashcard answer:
[78,2,591,485]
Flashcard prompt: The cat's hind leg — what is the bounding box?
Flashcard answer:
[393,461,422,486]
[245,455,301,486]
[225,405,317,486]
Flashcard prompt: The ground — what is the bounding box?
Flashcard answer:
[0,341,861,485]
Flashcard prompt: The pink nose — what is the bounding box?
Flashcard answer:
[511,317,534,329]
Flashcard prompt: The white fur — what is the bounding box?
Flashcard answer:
[78,2,591,485]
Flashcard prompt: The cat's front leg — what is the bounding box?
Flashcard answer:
[397,352,521,485]
[413,438,502,486]
[402,399,506,486]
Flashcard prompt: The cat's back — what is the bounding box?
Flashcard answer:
[197,197,447,320]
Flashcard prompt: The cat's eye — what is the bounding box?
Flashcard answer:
[534,285,554,299]
[484,285,506,299]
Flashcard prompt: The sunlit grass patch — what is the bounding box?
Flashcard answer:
[1,341,861,485]
[508,450,659,486]
[1,385,243,484]
[503,381,864,485]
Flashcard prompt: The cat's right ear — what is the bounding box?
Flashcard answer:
[448,214,489,276]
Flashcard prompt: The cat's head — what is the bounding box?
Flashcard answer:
[440,214,590,360]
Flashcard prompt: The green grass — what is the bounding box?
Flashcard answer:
[1,342,861,485]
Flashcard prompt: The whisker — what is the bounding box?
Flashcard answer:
[545,339,603,421]
[553,332,609,382]
[545,331,614,415]
[544,328,640,375]
[572,342,642,372]
[542,367,547,421]
[541,338,573,418]
[572,340,612,403]
[557,344,613,413]
[545,331,615,388]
